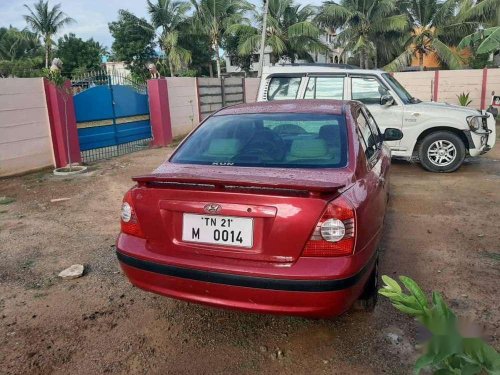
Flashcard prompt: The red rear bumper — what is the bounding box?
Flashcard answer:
[116,237,375,318]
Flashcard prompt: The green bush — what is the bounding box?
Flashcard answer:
[457,92,472,107]
[379,275,500,374]
[0,58,44,77]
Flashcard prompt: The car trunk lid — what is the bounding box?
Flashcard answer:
[131,163,353,264]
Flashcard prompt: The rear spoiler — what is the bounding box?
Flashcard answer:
[132,174,345,197]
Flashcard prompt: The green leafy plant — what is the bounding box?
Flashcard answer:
[457,92,472,107]
[379,275,500,374]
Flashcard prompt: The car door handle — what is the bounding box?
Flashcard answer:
[411,112,420,117]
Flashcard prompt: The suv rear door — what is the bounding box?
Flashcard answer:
[303,75,347,100]
[348,75,403,148]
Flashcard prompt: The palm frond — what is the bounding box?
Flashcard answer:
[464,0,500,24]
[431,38,464,69]
[238,34,261,55]
[287,21,321,38]
[315,3,353,27]
[372,14,409,33]
[384,49,412,71]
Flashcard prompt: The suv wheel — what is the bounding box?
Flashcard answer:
[354,256,379,312]
[419,131,466,173]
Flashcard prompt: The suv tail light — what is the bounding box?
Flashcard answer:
[120,190,145,238]
[302,196,355,257]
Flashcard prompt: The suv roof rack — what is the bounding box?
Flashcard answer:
[271,63,360,69]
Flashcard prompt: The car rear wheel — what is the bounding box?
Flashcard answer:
[354,256,379,312]
[418,131,466,173]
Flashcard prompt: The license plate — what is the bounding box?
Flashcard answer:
[182,213,253,248]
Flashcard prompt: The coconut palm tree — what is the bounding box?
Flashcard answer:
[0,27,41,61]
[190,0,254,77]
[146,0,192,76]
[316,0,408,69]
[233,0,328,65]
[385,0,485,71]
[23,0,75,68]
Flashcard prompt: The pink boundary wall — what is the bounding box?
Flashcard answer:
[43,79,81,168]
[147,79,173,146]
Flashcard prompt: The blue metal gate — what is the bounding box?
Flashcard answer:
[73,72,152,163]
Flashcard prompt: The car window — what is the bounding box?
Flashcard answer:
[267,77,301,101]
[356,111,378,160]
[171,113,348,168]
[365,110,382,145]
[351,77,389,105]
[304,76,344,99]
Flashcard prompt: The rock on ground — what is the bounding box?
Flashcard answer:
[58,264,85,279]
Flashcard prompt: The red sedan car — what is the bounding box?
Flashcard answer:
[116,100,402,318]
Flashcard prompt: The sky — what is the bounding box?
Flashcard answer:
[0,0,324,50]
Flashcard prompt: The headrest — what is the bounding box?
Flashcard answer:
[289,139,328,158]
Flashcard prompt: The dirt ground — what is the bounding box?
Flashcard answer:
[1,128,499,375]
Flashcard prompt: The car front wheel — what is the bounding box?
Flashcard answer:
[418,131,466,173]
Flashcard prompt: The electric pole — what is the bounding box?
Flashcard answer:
[257,0,269,77]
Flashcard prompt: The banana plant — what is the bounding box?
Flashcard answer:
[459,27,500,56]
[379,275,500,374]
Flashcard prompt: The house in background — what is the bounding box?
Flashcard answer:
[225,30,344,75]
[104,61,131,77]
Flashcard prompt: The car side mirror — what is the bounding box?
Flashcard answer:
[380,95,395,106]
[383,128,403,141]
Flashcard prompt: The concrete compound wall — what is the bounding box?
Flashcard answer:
[393,71,435,102]
[245,78,260,103]
[394,68,499,109]
[0,78,54,177]
[165,78,198,137]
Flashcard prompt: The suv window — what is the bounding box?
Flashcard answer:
[351,76,389,105]
[171,113,348,168]
[356,111,378,160]
[267,77,301,101]
[304,76,344,99]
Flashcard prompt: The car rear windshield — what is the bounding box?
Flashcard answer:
[171,113,348,168]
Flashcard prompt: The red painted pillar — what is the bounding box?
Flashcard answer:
[433,70,440,102]
[43,79,81,167]
[195,77,202,122]
[147,79,173,147]
[480,68,488,110]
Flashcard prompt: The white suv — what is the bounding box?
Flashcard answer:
[257,65,496,172]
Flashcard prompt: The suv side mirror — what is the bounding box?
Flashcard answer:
[380,95,395,106]
[383,128,403,141]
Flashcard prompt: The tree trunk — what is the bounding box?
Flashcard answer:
[45,35,49,68]
[364,53,370,70]
[215,43,221,78]
[168,59,174,77]
[209,62,213,78]
[419,52,424,71]
[359,50,365,69]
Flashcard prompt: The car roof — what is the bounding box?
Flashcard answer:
[262,64,385,75]
[213,100,358,116]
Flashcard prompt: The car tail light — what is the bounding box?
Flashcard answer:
[120,190,145,238]
[302,196,355,257]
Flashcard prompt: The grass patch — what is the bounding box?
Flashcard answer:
[0,197,15,205]
[482,252,500,262]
